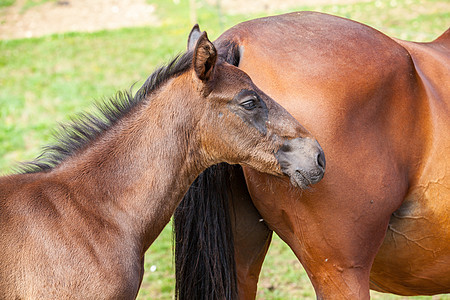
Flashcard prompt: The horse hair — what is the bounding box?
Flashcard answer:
[19,51,194,174]
[174,41,241,300]
[217,40,241,67]
[174,163,239,300]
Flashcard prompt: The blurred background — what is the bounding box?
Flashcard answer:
[0,0,449,299]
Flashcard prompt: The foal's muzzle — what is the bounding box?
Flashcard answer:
[275,137,325,188]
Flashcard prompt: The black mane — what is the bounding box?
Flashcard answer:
[19,50,193,174]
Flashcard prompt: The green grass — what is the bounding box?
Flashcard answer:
[0,0,14,8]
[1,0,449,299]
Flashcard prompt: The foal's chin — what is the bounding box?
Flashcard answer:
[288,169,324,189]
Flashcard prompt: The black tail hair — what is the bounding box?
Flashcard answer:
[174,163,239,300]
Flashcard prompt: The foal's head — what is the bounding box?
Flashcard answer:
[169,32,325,188]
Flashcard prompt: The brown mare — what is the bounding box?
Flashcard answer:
[174,12,450,299]
[0,33,325,299]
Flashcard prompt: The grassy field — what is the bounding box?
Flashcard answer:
[1,0,449,299]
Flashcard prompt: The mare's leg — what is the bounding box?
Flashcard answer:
[228,167,273,300]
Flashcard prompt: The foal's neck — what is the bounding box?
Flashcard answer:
[53,79,205,253]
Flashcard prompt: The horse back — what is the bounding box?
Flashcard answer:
[0,173,55,298]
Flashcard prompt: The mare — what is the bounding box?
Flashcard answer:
[174,12,450,299]
[0,32,325,299]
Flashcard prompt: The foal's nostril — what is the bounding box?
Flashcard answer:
[317,150,326,170]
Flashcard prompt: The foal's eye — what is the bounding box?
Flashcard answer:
[240,97,257,110]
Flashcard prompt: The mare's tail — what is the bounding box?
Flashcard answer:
[174,163,239,300]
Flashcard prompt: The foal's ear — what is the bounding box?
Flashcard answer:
[187,24,202,51]
[193,32,217,81]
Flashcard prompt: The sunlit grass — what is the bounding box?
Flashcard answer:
[1,0,449,299]
[0,0,14,8]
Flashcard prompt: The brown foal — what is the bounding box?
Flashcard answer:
[0,32,325,299]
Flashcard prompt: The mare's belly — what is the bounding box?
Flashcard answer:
[369,178,450,295]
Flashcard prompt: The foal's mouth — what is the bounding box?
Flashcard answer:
[289,168,324,189]
[290,169,312,189]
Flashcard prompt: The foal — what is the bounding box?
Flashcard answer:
[0,32,324,299]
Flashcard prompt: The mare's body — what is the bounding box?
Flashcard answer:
[175,12,450,299]
[0,33,324,299]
